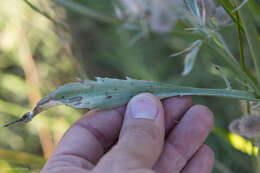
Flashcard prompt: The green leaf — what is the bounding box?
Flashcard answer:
[239,4,260,85]
[218,0,237,23]
[211,31,236,61]
[182,40,202,75]
[4,77,260,127]
[208,30,260,95]
[185,0,200,18]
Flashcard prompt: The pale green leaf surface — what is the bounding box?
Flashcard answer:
[170,39,201,57]
[182,40,202,75]
[185,0,200,18]
[4,77,260,127]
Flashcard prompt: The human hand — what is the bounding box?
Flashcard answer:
[41,93,214,173]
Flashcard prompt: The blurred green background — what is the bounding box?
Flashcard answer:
[0,0,259,172]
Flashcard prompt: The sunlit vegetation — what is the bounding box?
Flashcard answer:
[1,0,260,172]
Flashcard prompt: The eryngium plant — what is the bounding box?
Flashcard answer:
[16,0,260,171]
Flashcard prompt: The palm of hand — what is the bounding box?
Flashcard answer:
[41,94,214,173]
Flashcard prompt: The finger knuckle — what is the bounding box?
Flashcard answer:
[122,123,162,142]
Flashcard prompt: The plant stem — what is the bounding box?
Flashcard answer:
[206,43,260,96]
[236,13,246,71]
[235,11,251,114]
[239,4,260,85]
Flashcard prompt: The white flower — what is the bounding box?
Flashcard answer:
[149,0,186,33]
[119,0,230,33]
[120,0,150,19]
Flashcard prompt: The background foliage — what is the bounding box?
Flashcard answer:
[0,0,260,172]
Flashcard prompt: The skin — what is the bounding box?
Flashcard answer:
[41,93,215,173]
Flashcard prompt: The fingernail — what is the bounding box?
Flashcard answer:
[129,94,158,119]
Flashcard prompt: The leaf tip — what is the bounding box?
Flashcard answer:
[3,112,33,127]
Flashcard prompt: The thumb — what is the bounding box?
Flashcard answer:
[93,93,165,172]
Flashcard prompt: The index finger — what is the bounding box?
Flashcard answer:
[41,107,125,172]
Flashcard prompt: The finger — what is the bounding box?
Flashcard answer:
[181,145,215,173]
[41,107,125,172]
[93,93,165,172]
[154,105,214,173]
[128,169,155,173]
[162,96,193,135]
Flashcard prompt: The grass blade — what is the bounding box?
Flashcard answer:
[239,4,260,85]
[218,0,237,23]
